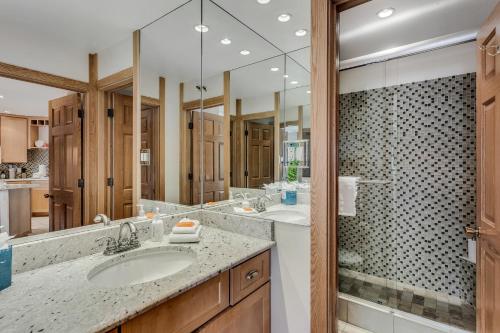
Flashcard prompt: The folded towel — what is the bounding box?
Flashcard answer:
[233,207,258,214]
[169,226,202,243]
[338,176,359,217]
[172,218,200,234]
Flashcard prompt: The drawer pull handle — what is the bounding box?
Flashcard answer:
[246,270,259,281]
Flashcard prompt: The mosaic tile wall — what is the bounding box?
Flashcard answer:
[339,73,476,305]
[0,149,49,177]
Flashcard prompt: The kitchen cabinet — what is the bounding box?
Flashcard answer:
[31,180,49,216]
[111,250,271,333]
[0,115,28,163]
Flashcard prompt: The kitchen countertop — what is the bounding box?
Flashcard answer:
[2,178,48,182]
[0,226,275,333]
[0,183,39,190]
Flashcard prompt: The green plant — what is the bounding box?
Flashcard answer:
[287,160,299,182]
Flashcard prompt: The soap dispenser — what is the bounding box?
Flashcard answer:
[151,207,164,242]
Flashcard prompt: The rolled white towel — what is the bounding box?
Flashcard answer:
[169,226,202,243]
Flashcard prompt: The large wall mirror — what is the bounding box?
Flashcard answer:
[2,0,310,241]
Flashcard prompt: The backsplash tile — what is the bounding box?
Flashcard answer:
[339,73,476,305]
[0,149,48,178]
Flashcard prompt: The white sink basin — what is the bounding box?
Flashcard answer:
[259,204,310,225]
[88,247,196,288]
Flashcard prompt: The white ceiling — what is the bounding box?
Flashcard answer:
[339,0,497,60]
[0,77,69,116]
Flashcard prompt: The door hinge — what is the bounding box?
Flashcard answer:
[107,177,114,187]
[244,130,249,136]
[230,171,232,177]
[188,173,193,180]
[107,108,114,118]
[78,109,84,118]
[244,170,249,177]
[188,122,194,130]
[77,179,85,188]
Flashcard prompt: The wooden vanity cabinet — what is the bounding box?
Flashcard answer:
[0,115,28,163]
[196,283,270,333]
[112,250,271,333]
[30,180,49,216]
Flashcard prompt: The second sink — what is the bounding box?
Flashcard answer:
[88,247,196,288]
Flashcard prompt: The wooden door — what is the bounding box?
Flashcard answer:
[476,4,500,332]
[192,111,225,203]
[198,283,270,333]
[112,93,134,219]
[0,115,28,163]
[49,93,82,231]
[246,122,274,189]
[141,107,156,200]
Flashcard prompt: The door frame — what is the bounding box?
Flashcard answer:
[97,73,165,217]
[310,0,371,332]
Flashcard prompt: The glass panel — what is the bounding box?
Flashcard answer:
[140,0,202,206]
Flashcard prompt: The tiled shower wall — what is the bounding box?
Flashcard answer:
[339,73,476,305]
[0,149,49,177]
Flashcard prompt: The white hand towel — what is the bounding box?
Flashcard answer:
[338,176,359,217]
[168,226,202,243]
[172,219,200,234]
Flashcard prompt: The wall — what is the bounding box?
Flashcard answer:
[338,43,477,305]
[98,36,133,80]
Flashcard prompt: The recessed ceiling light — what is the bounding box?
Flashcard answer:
[3,110,10,114]
[290,81,299,85]
[377,8,395,19]
[257,0,271,4]
[278,14,291,22]
[306,90,311,94]
[220,38,232,45]
[283,74,289,78]
[295,29,308,37]
[0,95,3,99]
[270,67,279,72]
[240,50,250,56]
[194,24,209,33]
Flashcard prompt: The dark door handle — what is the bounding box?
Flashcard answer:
[44,194,53,199]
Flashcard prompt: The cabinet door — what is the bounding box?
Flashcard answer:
[31,181,49,216]
[198,282,270,333]
[122,271,229,333]
[0,116,28,163]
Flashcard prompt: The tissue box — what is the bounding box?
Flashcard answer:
[0,245,12,291]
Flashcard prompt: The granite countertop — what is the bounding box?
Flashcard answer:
[3,178,48,182]
[0,226,274,333]
[0,183,39,190]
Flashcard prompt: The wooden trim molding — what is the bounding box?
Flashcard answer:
[240,110,276,121]
[158,76,166,201]
[141,95,161,107]
[183,95,224,111]
[179,82,190,204]
[298,105,304,140]
[132,30,141,215]
[96,67,133,91]
[85,53,99,226]
[310,1,371,332]
[273,92,280,182]
[0,61,89,92]
[223,71,231,200]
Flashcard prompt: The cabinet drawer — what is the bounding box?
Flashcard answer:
[230,250,270,305]
[197,282,270,333]
[122,271,229,333]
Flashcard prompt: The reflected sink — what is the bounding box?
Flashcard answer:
[88,247,196,288]
[259,204,310,225]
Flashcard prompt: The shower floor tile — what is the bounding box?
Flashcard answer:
[339,275,476,332]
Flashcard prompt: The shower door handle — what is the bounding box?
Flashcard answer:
[464,226,480,239]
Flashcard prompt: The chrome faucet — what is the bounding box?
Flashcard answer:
[234,192,251,200]
[94,214,110,226]
[253,194,272,213]
[96,221,140,255]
